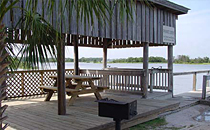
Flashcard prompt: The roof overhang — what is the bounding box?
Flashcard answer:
[147,0,190,15]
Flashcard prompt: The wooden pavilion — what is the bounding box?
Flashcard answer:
[2,0,189,115]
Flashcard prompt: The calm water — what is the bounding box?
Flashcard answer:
[46,62,210,95]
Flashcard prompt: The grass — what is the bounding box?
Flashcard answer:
[130,118,167,130]
[130,118,186,130]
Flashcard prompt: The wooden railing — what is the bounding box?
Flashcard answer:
[173,70,210,91]
[149,68,171,92]
[6,68,171,98]
[80,69,145,92]
[101,68,171,92]
[6,68,210,98]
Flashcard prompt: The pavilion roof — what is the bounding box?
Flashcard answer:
[3,0,189,48]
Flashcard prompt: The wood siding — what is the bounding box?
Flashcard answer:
[3,0,178,47]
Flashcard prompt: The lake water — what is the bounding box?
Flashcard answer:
[46,62,210,95]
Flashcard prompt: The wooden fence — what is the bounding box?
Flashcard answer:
[6,68,171,98]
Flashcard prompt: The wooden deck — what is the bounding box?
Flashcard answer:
[3,91,179,130]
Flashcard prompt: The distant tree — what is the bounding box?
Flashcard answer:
[174,55,190,63]
[203,57,209,63]
[79,57,102,63]
[65,58,74,62]
[149,56,166,63]
[174,55,210,64]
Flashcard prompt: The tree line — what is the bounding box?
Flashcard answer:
[174,55,210,64]
[110,57,166,63]
[18,55,210,64]
[110,55,210,64]
[48,57,103,63]
[111,55,210,64]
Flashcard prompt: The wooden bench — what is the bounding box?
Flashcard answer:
[38,85,109,101]
[67,83,109,91]
[39,85,109,93]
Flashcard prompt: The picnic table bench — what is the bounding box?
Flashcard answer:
[38,75,109,105]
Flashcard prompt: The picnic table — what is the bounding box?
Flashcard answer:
[39,75,108,105]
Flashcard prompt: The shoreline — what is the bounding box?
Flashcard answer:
[47,61,210,65]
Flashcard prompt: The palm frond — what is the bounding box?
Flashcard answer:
[16,10,58,69]
[0,0,19,24]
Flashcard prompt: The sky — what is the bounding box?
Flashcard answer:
[65,0,210,59]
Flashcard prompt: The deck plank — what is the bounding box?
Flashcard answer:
[3,92,180,130]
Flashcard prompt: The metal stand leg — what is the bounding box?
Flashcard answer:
[114,119,121,130]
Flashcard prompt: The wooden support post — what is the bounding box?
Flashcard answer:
[168,45,173,95]
[57,38,66,115]
[207,71,210,87]
[73,35,79,75]
[103,39,108,69]
[0,100,1,129]
[193,73,197,91]
[202,75,210,99]
[0,81,7,129]
[150,72,154,93]
[142,42,149,98]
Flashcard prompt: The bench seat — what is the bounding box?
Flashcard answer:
[39,86,79,92]
[38,85,109,95]
[96,86,109,91]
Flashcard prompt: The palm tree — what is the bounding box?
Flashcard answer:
[0,23,9,130]
[0,1,20,128]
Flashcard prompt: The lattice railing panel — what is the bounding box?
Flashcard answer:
[24,72,42,96]
[6,73,22,98]
[65,70,74,75]
[6,69,74,98]
[43,71,57,86]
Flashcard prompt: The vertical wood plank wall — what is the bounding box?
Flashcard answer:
[3,0,177,46]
